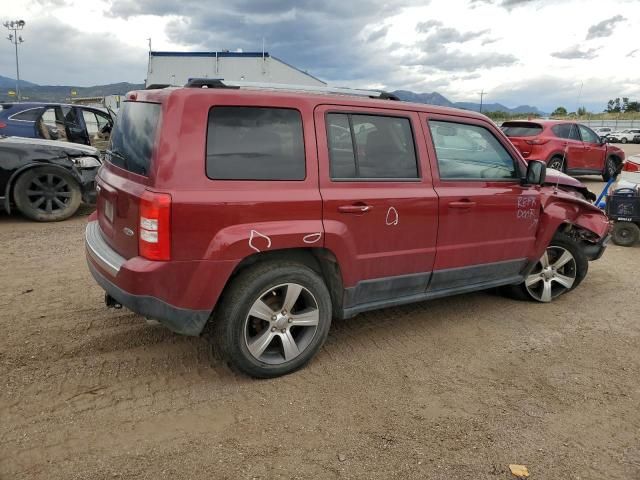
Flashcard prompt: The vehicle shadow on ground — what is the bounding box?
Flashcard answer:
[0,204,95,224]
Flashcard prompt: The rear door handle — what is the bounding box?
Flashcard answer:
[449,201,476,209]
[338,204,373,214]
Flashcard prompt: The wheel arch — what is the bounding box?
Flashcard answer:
[223,247,345,319]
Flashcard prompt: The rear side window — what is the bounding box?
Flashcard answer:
[429,120,517,180]
[552,124,580,141]
[206,107,305,180]
[11,107,43,121]
[108,101,161,176]
[326,113,418,180]
[501,122,543,137]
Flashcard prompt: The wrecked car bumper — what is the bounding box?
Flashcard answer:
[79,167,99,204]
[583,234,611,261]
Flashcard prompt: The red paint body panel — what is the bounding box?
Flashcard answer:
[86,87,611,320]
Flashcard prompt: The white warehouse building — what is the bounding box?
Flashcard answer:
[145,51,326,88]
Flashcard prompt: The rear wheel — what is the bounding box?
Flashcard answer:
[212,262,332,378]
[621,137,628,144]
[14,166,82,222]
[611,222,640,247]
[602,157,618,182]
[506,233,588,302]
[547,156,565,172]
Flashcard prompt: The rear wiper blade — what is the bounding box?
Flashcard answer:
[106,149,128,168]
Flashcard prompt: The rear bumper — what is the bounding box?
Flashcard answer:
[87,261,210,336]
[583,234,611,261]
[85,220,216,336]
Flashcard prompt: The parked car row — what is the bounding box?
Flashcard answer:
[605,129,640,144]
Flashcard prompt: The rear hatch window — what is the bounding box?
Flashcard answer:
[107,101,161,176]
[501,122,543,137]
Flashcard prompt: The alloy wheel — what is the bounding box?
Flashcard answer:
[525,246,577,302]
[548,158,564,171]
[25,173,74,215]
[244,283,320,364]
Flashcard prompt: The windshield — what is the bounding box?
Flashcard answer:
[107,101,161,176]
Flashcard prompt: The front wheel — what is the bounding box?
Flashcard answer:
[212,262,332,378]
[602,157,618,182]
[507,234,588,302]
[621,137,628,144]
[13,166,82,222]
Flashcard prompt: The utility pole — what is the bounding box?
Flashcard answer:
[479,89,485,113]
[4,20,26,102]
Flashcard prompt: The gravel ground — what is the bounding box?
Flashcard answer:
[1,150,640,479]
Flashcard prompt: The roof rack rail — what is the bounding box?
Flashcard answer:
[184,78,399,100]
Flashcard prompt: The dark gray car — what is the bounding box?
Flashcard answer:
[0,136,101,221]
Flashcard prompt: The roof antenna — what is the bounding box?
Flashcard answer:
[554,81,584,194]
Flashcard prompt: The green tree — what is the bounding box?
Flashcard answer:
[625,101,640,113]
[552,106,568,116]
[577,107,587,116]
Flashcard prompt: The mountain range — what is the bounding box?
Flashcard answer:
[0,75,144,103]
[392,90,544,115]
[0,75,543,114]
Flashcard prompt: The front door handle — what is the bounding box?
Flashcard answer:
[338,203,373,214]
[449,201,476,209]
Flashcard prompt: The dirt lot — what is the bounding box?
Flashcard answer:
[2,149,640,479]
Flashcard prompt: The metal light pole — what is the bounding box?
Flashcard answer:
[4,19,26,102]
[479,89,485,113]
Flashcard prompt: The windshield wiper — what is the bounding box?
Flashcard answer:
[106,149,128,169]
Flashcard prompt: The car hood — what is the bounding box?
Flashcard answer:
[544,168,596,201]
[0,136,99,156]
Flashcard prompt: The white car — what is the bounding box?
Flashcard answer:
[593,127,613,137]
[608,129,640,144]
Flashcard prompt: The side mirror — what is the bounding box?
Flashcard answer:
[600,136,608,144]
[523,160,546,186]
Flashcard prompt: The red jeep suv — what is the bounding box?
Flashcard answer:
[501,120,625,181]
[86,81,610,378]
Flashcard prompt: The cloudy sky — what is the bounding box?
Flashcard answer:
[1,0,639,111]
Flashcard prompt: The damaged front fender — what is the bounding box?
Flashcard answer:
[532,190,611,262]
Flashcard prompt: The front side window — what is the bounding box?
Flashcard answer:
[326,113,419,180]
[578,125,600,144]
[206,107,305,180]
[428,120,517,180]
[552,124,580,141]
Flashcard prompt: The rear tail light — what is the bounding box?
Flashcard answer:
[525,138,549,145]
[0,122,6,128]
[139,191,171,261]
[623,160,640,173]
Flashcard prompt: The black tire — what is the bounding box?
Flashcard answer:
[504,233,588,302]
[602,157,618,182]
[212,261,332,378]
[547,156,565,172]
[14,166,82,222]
[611,222,640,247]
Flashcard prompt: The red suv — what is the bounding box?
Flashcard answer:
[501,120,625,181]
[86,81,610,378]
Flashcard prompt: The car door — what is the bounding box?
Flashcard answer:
[421,113,541,290]
[315,105,438,307]
[81,109,112,151]
[578,124,607,171]
[63,106,91,145]
[550,123,584,170]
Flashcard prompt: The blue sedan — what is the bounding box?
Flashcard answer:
[0,102,113,150]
